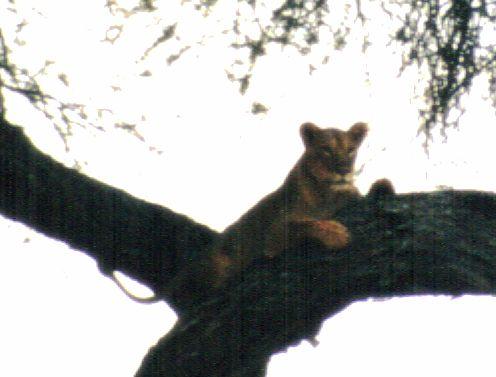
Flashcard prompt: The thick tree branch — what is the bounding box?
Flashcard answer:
[136,190,496,377]
[1,120,495,377]
[0,119,217,313]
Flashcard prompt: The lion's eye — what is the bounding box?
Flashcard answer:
[321,148,332,156]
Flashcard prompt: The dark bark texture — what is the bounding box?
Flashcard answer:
[1,119,495,377]
[0,119,216,313]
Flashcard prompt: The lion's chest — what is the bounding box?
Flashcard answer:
[292,184,360,219]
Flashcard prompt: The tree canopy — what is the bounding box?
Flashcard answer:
[1,0,496,138]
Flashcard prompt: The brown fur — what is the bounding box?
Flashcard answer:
[168,122,395,305]
[207,121,369,287]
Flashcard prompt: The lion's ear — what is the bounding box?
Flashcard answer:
[300,122,321,147]
[348,122,368,144]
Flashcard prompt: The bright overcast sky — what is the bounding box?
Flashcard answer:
[1,1,496,376]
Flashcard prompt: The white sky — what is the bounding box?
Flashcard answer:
[1,1,496,376]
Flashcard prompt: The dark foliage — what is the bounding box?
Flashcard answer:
[393,0,496,136]
[122,0,496,137]
[3,1,495,138]
[216,0,496,135]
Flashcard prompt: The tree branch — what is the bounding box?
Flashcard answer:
[135,190,496,376]
[1,119,495,377]
[0,119,217,313]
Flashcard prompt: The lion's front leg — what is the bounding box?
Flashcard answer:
[265,218,350,258]
[295,219,350,250]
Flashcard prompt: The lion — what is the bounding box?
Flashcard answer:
[163,122,394,306]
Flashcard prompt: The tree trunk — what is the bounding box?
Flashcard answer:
[1,119,495,376]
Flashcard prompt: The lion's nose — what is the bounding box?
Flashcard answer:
[334,164,351,175]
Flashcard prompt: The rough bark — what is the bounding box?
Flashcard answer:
[0,119,216,313]
[1,119,495,376]
[135,189,496,376]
